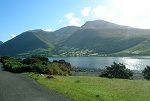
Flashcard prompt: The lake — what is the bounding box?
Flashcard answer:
[48,56,150,70]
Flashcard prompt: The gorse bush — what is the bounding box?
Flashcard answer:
[23,55,48,65]
[31,63,47,74]
[142,66,150,80]
[100,62,133,79]
[1,57,29,73]
[3,60,23,72]
[0,56,72,75]
[46,63,64,75]
[45,62,72,75]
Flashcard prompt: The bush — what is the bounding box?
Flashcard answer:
[46,75,54,79]
[2,57,31,73]
[0,56,10,63]
[100,62,133,79]
[3,60,23,72]
[53,59,72,71]
[45,63,66,75]
[1,56,72,75]
[23,55,48,65]
[142,66,150,80]
[31,63,47,74]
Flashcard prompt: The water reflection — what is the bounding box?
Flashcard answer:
[49,57,150,70]
[120,58,141,70]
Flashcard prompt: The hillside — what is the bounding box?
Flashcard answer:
[81,20,131,29]
[116,39,150,56]
[0,41,3,45]
[52,26,79,44]
[55,21,150,56]
[0,30,54,56]
[0,20,150,56]
[0,26,79,56]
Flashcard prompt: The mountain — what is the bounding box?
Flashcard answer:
[0,26,79,56]
[0,41,3,45]
[0,20,150,56]
[81,20,131,29]
[56,20,150,56]
[52,26,79,44]
[0,29,55,56]
[115,39,150,56]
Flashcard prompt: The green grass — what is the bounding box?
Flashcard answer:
[30,74,150,101]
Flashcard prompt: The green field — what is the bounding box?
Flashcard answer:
[30,74,150,101]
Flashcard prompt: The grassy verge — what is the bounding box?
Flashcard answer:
[30,73,150,101]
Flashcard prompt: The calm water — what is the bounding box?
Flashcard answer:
[48,56,150,70]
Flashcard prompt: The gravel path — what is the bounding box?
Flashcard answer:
[0,63,72,101]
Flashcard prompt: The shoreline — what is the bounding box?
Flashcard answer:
[72,68,144,80]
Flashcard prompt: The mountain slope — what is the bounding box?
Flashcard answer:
[81,20,131,29]
[0,30,54,56]
[116,39,150,55]
[55,20,150,56]
[52,26,79,44]
[0,41,3,45]
[0,26,80,56]
[1,20,150,56]
[57,28,148,55]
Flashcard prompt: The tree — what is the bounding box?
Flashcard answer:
[100,62,133,79]
[142,66,150,80]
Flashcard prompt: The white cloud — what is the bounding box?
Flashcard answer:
[59,20,62,23]
[88,0,150,29]
[91,5,107,17]
[43,28,53,32]
[81,7,91,17]
[65,13,74,20]
[65,12,81,26]
[10,34,16,39]
[90,5,117,23]
[64,0,150,28]
[109,0,150,28]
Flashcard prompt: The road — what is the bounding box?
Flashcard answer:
[0,63,72,101]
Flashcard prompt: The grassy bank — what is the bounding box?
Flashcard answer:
[30,73,150,101]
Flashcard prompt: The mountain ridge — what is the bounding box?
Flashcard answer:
[0,30,53,56]
[0,20,150,56]
[81,20,132,29]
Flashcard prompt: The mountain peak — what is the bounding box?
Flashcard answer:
[27,29,44,33]
[81,20,131,29]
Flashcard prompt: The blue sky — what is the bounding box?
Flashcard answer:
[0,0,101,42]
[1,0,150,42]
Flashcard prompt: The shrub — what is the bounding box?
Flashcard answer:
[100,62,133,79]
[23,55,48,65]
[142,66,150,80]
[46,75,54,79]
[0,56,7,63]
[45,63,64,75]
[1,56,72,75]
[2,59,27,73]
[31,63,47,74]
[3,60,22,71]
[0,56,14,63]
[44,62,72,75]
[53,60,72,71]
